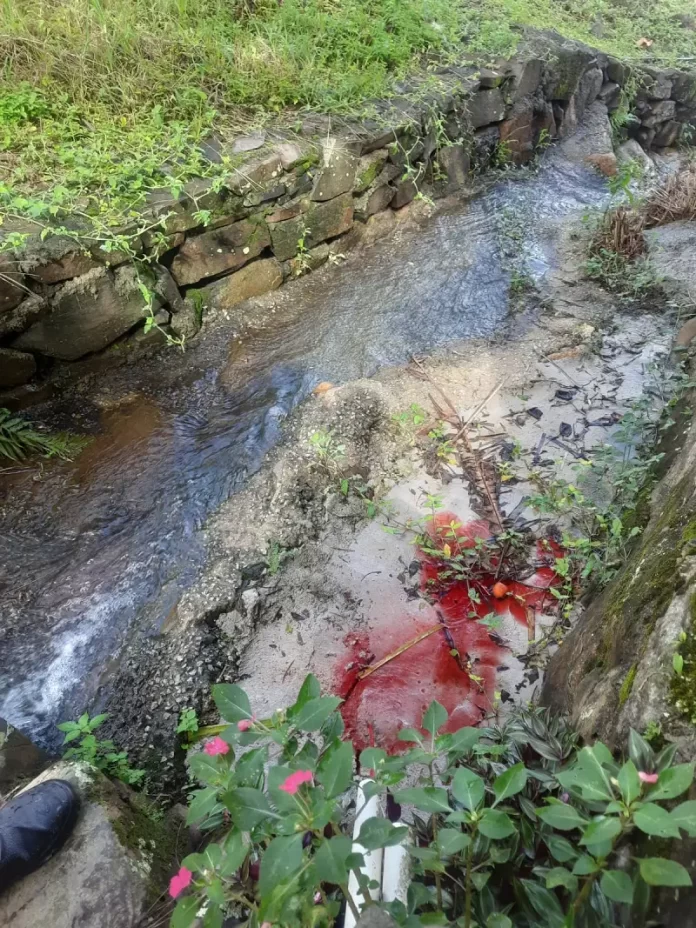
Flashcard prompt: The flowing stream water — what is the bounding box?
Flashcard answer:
[0,152,609,745]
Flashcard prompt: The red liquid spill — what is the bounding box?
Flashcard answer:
[334,512,563,753]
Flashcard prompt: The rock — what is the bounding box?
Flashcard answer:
[558,101,613,165]
[227,152,285,196]
[356,909,399,928]
[638,66,673,101]
[0,718,50,792]
[507,57,544,101]
[576,67,604,118]
[472,125,500,171]
[243,183,286,209]
[354,149,389,194]
[362,210,397,245]
[499,101,535,164]
[311,139,358,201]
[0,760,187,928]
[653,120,682,148]
[636,126,656,150]
[645,221,696,302]
[145,187,204,235]
[0,347,37,387]
[606,58,629,85]
[640,99,677,128]
[671,70,696,105]
[434,144,470,192]
[0,292,46,339]
[275,143,306,171]
[170,217,271,286]
[0,256,26,312]
[231,131,267,154]
[478,67,504,88]
[468,88,506,128]
[203,257,283,309]
[597,81,621,112]
[616,139,655,175]
[285,243,330,279]
[543,44,594,100]
[19,235,100,285]
[391,177,419,209]
[13,266,157,361]
[269,194,353,261]
[354,184,396,222]
[585,153,618,176]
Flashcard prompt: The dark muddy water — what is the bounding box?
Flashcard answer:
[0,153,607,744]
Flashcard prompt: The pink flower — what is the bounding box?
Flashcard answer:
[314,892,322,904]
[238,718,254,732]
[561,792,570,803]
[639,771,659,784]
[279,769,313,794]
[169,866,193,899]
[261,923,272,928]
[204,736,230,756]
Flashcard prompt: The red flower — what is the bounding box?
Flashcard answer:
[279,769,313,794]
[169,866,193,899]
[639,771,659,784]
[204,736,230,756]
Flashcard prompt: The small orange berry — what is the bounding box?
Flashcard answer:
[492,581,509,599]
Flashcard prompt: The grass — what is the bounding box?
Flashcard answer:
[0,0,694,239]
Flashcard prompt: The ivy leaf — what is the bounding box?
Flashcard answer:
[293,696,342,732]
[224,787,276,830]
[211,683,252,723]
[580,816,622,845]
[437,829,471,856]
[422,700,448,737]
[315,835,352,885]
[492,763,527,806]
[546,867,578,893]
[617,759,641,805]
[259,834,304,897]
[357,817,408,851]
[393,787,451,814]
[601,870,634,904]
[634,804,682,838]
[638,857,693,887]
[536,802,588,831]
[645,764,695,801]
[316,740,354,799]
[452,767,485,810]
[671,800,696,837]
[478,808,516,839]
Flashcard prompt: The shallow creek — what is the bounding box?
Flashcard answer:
[0,152,613,745]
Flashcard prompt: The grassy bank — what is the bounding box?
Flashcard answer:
[0,0,694,233]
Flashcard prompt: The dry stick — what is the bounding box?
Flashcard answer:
[539,352,586,391]
[356,624,443,680]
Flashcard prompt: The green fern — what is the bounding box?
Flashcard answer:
[0,408,89,462]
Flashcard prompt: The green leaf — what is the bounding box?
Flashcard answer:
[580,816,622,845]
[673,653,684,675]
[601,870,634,904]
[546,867,578,893]
[393,787,451,814]
[536,802,588,831]
[638,857,693,887]
[422,700,448,737]
[397,728,425,745]
[219,831,249,877]
[447,726,481,755]
[545,834,579,863]
[234,746,266,788]
[206,878,226,906]
[203,904,223,928]
[646,763,695,801]
[259,834,304,897]
[224,787,276,830]
[671,800,696,837]
[172,896,200,928]
[211,684,251,723]
[618,759,641,806]
[634,804,681,838]
[478,808,516,839]
[487,916,512,928]
[452,767,485,810]
[293,696,342,732]
[317,740,354,799]
[628,729,654,773]
[573,746,615,801]
[186,787,221,826]
[188,752,225,786]
[360,747,387,771]
[315,835,352,884]
[437,829,471,856]
[492,763,527,806]
[572,855,599,876]
[519,879,565,927]
[289,673,321,717]
[357,817,408,851]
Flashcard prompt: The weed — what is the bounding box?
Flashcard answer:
[57,713,145,786]
[309,429,345,471]
[0,408,89,462]
[265,540,291,576]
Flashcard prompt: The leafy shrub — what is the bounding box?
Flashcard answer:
[0,408,89,462]
[58,712,145,787]
[171,676,695,928]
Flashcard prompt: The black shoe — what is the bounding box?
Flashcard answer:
[0,779,79,892]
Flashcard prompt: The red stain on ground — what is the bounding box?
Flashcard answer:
[334,512,563,753]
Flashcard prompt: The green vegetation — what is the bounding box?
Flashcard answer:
[172,675,696,928]
[0,0,694,240]
[57,712,145,786]
[0,406,89,461]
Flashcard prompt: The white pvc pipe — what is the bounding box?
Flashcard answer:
[382,839,410,905]
[344,779,383,928]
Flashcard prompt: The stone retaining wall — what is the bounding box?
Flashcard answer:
[1,31,695,396]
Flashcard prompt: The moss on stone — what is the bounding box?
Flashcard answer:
[619,664,637,706]
[670,591,696,726]
[681,519,696,546]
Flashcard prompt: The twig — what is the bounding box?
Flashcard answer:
[540,352,586,390]
[357,624,443,680]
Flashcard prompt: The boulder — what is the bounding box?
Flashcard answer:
[472,125,500,171]
[284,243,330,279]
[226,152,285,196]
[558,101,614,167]
[18,233,101,286]
[311,139,359,201]
[354,184,396,222]
[0,292,47,340]
[507,57,544,101]
[356,910,399,928]
[597,81,621,112]
[0,760,188,928]
[616,139,655,176]
[468,88,506,128]
[434,143,470,193]
[671,70,696,105]
[576,67,604,118]
[0,348,37,387]
[202,256,283,309]
[391,177,419,209]
[499,101,535,164]
[0,718,50,792]
[543,44,594,100]
[645,221,696,302]
[354,149,390,193]
[13,266,157,361]
[170,216,271,286]
[654,120,682,148]
[638,66,673,101]
[0,256,27,312]
[639,99,677,128]
[269,194,353,261]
